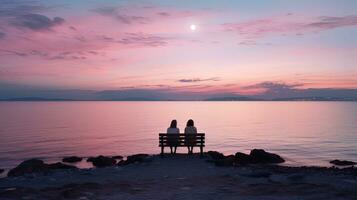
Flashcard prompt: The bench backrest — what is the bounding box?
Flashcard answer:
[159,133,205,146]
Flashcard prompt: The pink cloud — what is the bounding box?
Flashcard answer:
[223,15,357,41]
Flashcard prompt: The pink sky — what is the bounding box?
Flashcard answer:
[0,0,356,98]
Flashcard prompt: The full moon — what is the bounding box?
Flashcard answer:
[190,24,197,31]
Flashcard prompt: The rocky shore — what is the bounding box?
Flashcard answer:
[0,150,356,200]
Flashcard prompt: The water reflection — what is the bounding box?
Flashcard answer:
[0,101,356,169]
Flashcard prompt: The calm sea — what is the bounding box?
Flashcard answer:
[0,101,356,170]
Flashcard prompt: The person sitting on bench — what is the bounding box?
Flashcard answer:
[184,119,197,154]
[167,120,179,154]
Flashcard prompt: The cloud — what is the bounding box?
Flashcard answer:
[118,32,169,47]
[0,1,48,17]
[0,49,91,60]
[224,15,357,41]
[157,12,170,17]
[11,14,64,30]
[243,81,303,90]
[0,32,5,39]
[92,6,149,24]
[0,49,27,57]
[0,1,64,31]
[242,81,357,99]
[306,16,357,30]
[177,77,221,83]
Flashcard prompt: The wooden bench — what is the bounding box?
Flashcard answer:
[159,133,205,155]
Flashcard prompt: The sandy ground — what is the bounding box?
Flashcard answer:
[0,154,357,200]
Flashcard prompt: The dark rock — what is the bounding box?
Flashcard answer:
[0,169,4,174]
[47,162,77,170]
[62,156,82,163]
[87,155,117,167]
[8,159,46,177]
[206,151,225,160]
[249,149,285,164]
[125,154,149,164]
[7,159,77,177]
[214,155,236,166]
[117,160,126,166]
[330,159,356,166]
[111,155,124,160]
[234,152,251,164]
[118,154,150,166]
[87,157,95,162]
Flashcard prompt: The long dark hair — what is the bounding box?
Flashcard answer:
[170,120,177,128]
[186,119,194,127]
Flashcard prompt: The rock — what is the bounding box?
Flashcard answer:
[47,162,77,170]
[87,155,116,167]
[249,149,285,164]
[234,152,251,164]
[111,155,123,160]
[214,155,236,166]
[330,160,356,166]
[117,160,126,166]
[7,159,77,177]
[86,157,95,162]
[118,154,150,166]
[62,156,82,163]
[126,154,149,164]
[8,159,46,177]
[206,151,225,160]
[0,168,4,174]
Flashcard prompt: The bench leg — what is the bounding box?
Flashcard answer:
[161,146,164,155]
[200,146,203,156]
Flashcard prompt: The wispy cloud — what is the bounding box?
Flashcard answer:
[0,32,5,39]
[177,77,220,83]
[118,32,169,47]
[243,81,303,90]
[224,15,357,41]
[0,1,64,31]
[11,14,64,30]
[92,6,150,24]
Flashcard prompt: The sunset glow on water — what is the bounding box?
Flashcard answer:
[0,101,356,169]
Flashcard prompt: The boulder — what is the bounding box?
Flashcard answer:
[117,160,126,166]
[86,157,95,162]
[111,155,124,160]
[87,155,117,168]
[249,149,285,164]
[330,160,356,166]
[47,162,77,170]
[234,152,251,164]
[118,154,150,166]
[125,154,149,164]
[8,159,46,177]
[7,159,77,177]
[206,151,225,160]
[214,155,236,166]
[62,156,82,163]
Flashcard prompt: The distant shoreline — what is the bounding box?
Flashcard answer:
[1,99,357,102]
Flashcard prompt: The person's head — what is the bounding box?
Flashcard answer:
[186,119,194,127]
[170,120,177,128]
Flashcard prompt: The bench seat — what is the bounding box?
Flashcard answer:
[159,133,205,155]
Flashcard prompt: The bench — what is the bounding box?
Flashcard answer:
[159,133,205,155]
